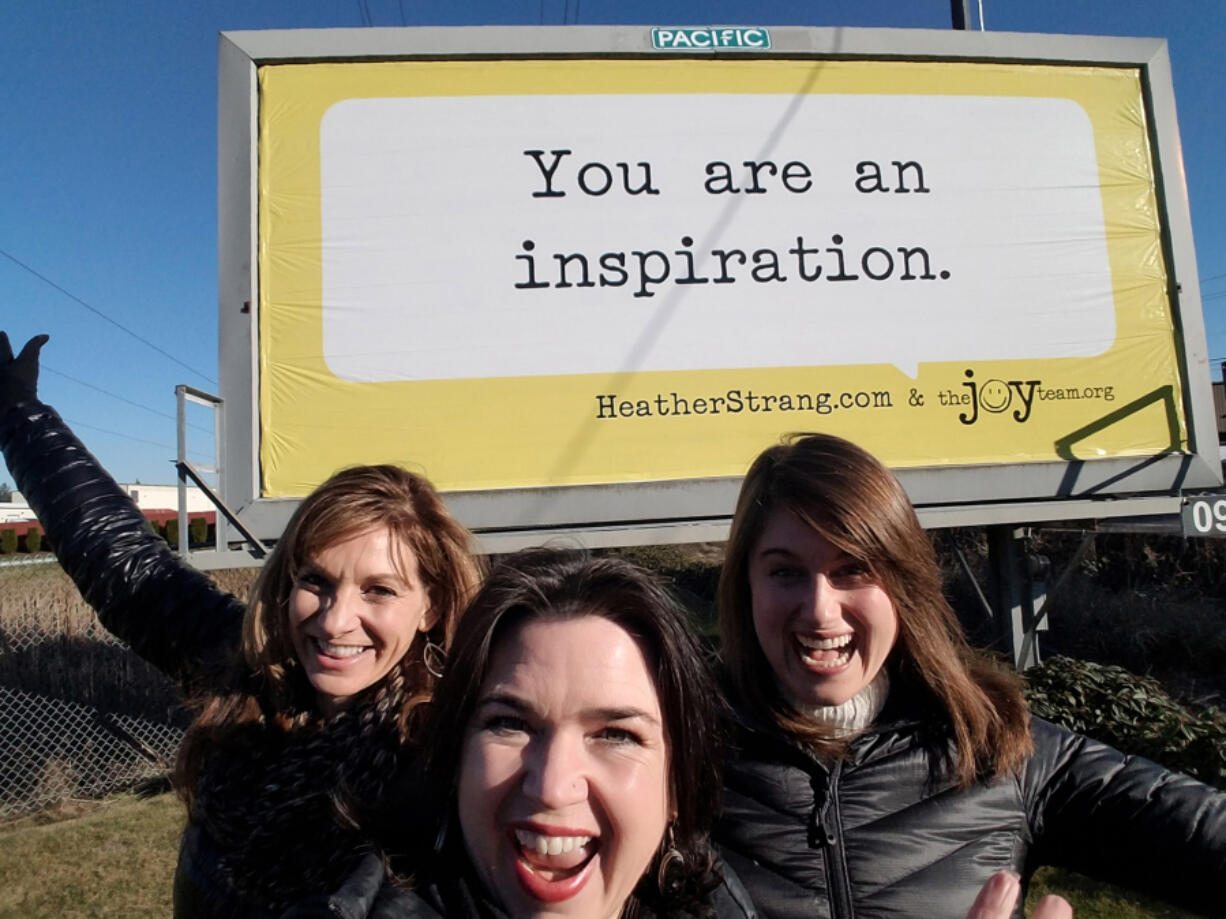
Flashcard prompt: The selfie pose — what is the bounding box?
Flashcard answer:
[306,549,1072,919]
[318,549,752,919]
[714,433,1226,919]
[0,332,484,916]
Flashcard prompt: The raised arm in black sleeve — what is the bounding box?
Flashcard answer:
[0,332,245,691]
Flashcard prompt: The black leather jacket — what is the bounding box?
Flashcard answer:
[715,703,1226,919]
[1,400,253,916]
[0,399,244,686]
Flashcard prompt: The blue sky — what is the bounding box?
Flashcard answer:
[3,0,1225,486]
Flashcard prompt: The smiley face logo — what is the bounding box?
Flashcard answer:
[979,379,1012,413]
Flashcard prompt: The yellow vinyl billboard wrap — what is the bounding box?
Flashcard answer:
[257,58,1183,497]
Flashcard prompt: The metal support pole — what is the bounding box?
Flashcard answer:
[176,384,234,554]
[175,386,190,556]
[987,525,1042,670]
[950,0,972,30]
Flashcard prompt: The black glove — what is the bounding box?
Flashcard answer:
[0,332,50,409]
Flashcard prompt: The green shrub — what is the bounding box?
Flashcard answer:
[24,527,41,553]
[0,528,16,555]
[189,517,208,547]
[164,519,179,547]
[1025,655,1226,789]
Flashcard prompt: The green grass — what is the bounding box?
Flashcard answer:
[0,788,1209,919]
[1026,867,1205,919]
[0,788,181,918]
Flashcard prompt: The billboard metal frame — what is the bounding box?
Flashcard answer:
[216,25,1220,553]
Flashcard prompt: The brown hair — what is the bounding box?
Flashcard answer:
[177,464,484,801]
[718,433,1031,786]
[420,548,723,914]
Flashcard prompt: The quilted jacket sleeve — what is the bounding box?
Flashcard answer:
[1024,716,1226,915]
[0,399,246,691]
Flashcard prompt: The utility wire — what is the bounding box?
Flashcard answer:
[43,364,213,435]
[62,417,215,467]
[0,247,216,385]
[63,418,173,452]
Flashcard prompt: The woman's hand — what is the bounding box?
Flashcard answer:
[966,872,1073,919]
[0,332,49,410]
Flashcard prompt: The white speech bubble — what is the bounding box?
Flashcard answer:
[318,92,1112,382]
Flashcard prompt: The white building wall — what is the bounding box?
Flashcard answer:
[119,483,212,513]
[0,502,33,524]
[0,485,211,520]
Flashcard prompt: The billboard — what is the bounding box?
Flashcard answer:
[219,27,1219,542]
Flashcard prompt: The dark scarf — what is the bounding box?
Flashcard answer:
[193,678,412,915]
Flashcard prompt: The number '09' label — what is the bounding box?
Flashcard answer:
[1182,498,1226,537]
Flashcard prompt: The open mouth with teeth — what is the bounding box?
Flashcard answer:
[795,633,855,670]
[510,827,599,903]
[309,637,371,665]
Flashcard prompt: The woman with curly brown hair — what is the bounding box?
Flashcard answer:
[0,332,484,916]
[714,432,1226,919]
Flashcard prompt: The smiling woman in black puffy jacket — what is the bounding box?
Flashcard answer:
[713,432,1226,919]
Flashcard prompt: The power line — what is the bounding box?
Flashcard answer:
[43,364,213,435]
[0,247,216,385]
[62,417,215,466]
[63,418,173,451]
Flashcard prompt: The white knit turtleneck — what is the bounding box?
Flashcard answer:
[798,669,890,736]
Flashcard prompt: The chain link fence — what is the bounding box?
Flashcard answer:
[0,556,255,817]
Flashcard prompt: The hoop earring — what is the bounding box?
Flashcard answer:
[423,638,446,679]
[656,824,684,895]
[433,813,450,855]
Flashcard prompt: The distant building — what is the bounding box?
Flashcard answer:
[0,484,212,525]
[118,483,212,513]
[0,501,32,524]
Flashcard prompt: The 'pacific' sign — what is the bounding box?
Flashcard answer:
[651,28,771,50]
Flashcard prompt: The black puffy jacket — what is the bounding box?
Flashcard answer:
[714,704,1226,919]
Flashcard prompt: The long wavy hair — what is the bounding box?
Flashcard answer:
[420,548,724,916]
[176,463,484,804]
[719,433,1032,787]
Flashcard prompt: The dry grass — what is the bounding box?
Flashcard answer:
[0,788,182,918]
[0,562,260,637]
[0,563,108,641]
[0,789,1204,919]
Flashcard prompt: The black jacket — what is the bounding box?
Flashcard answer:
[2,400,263,916]
[284,850,761,919]
[715,703,1226,919]
[0,399,244,687]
